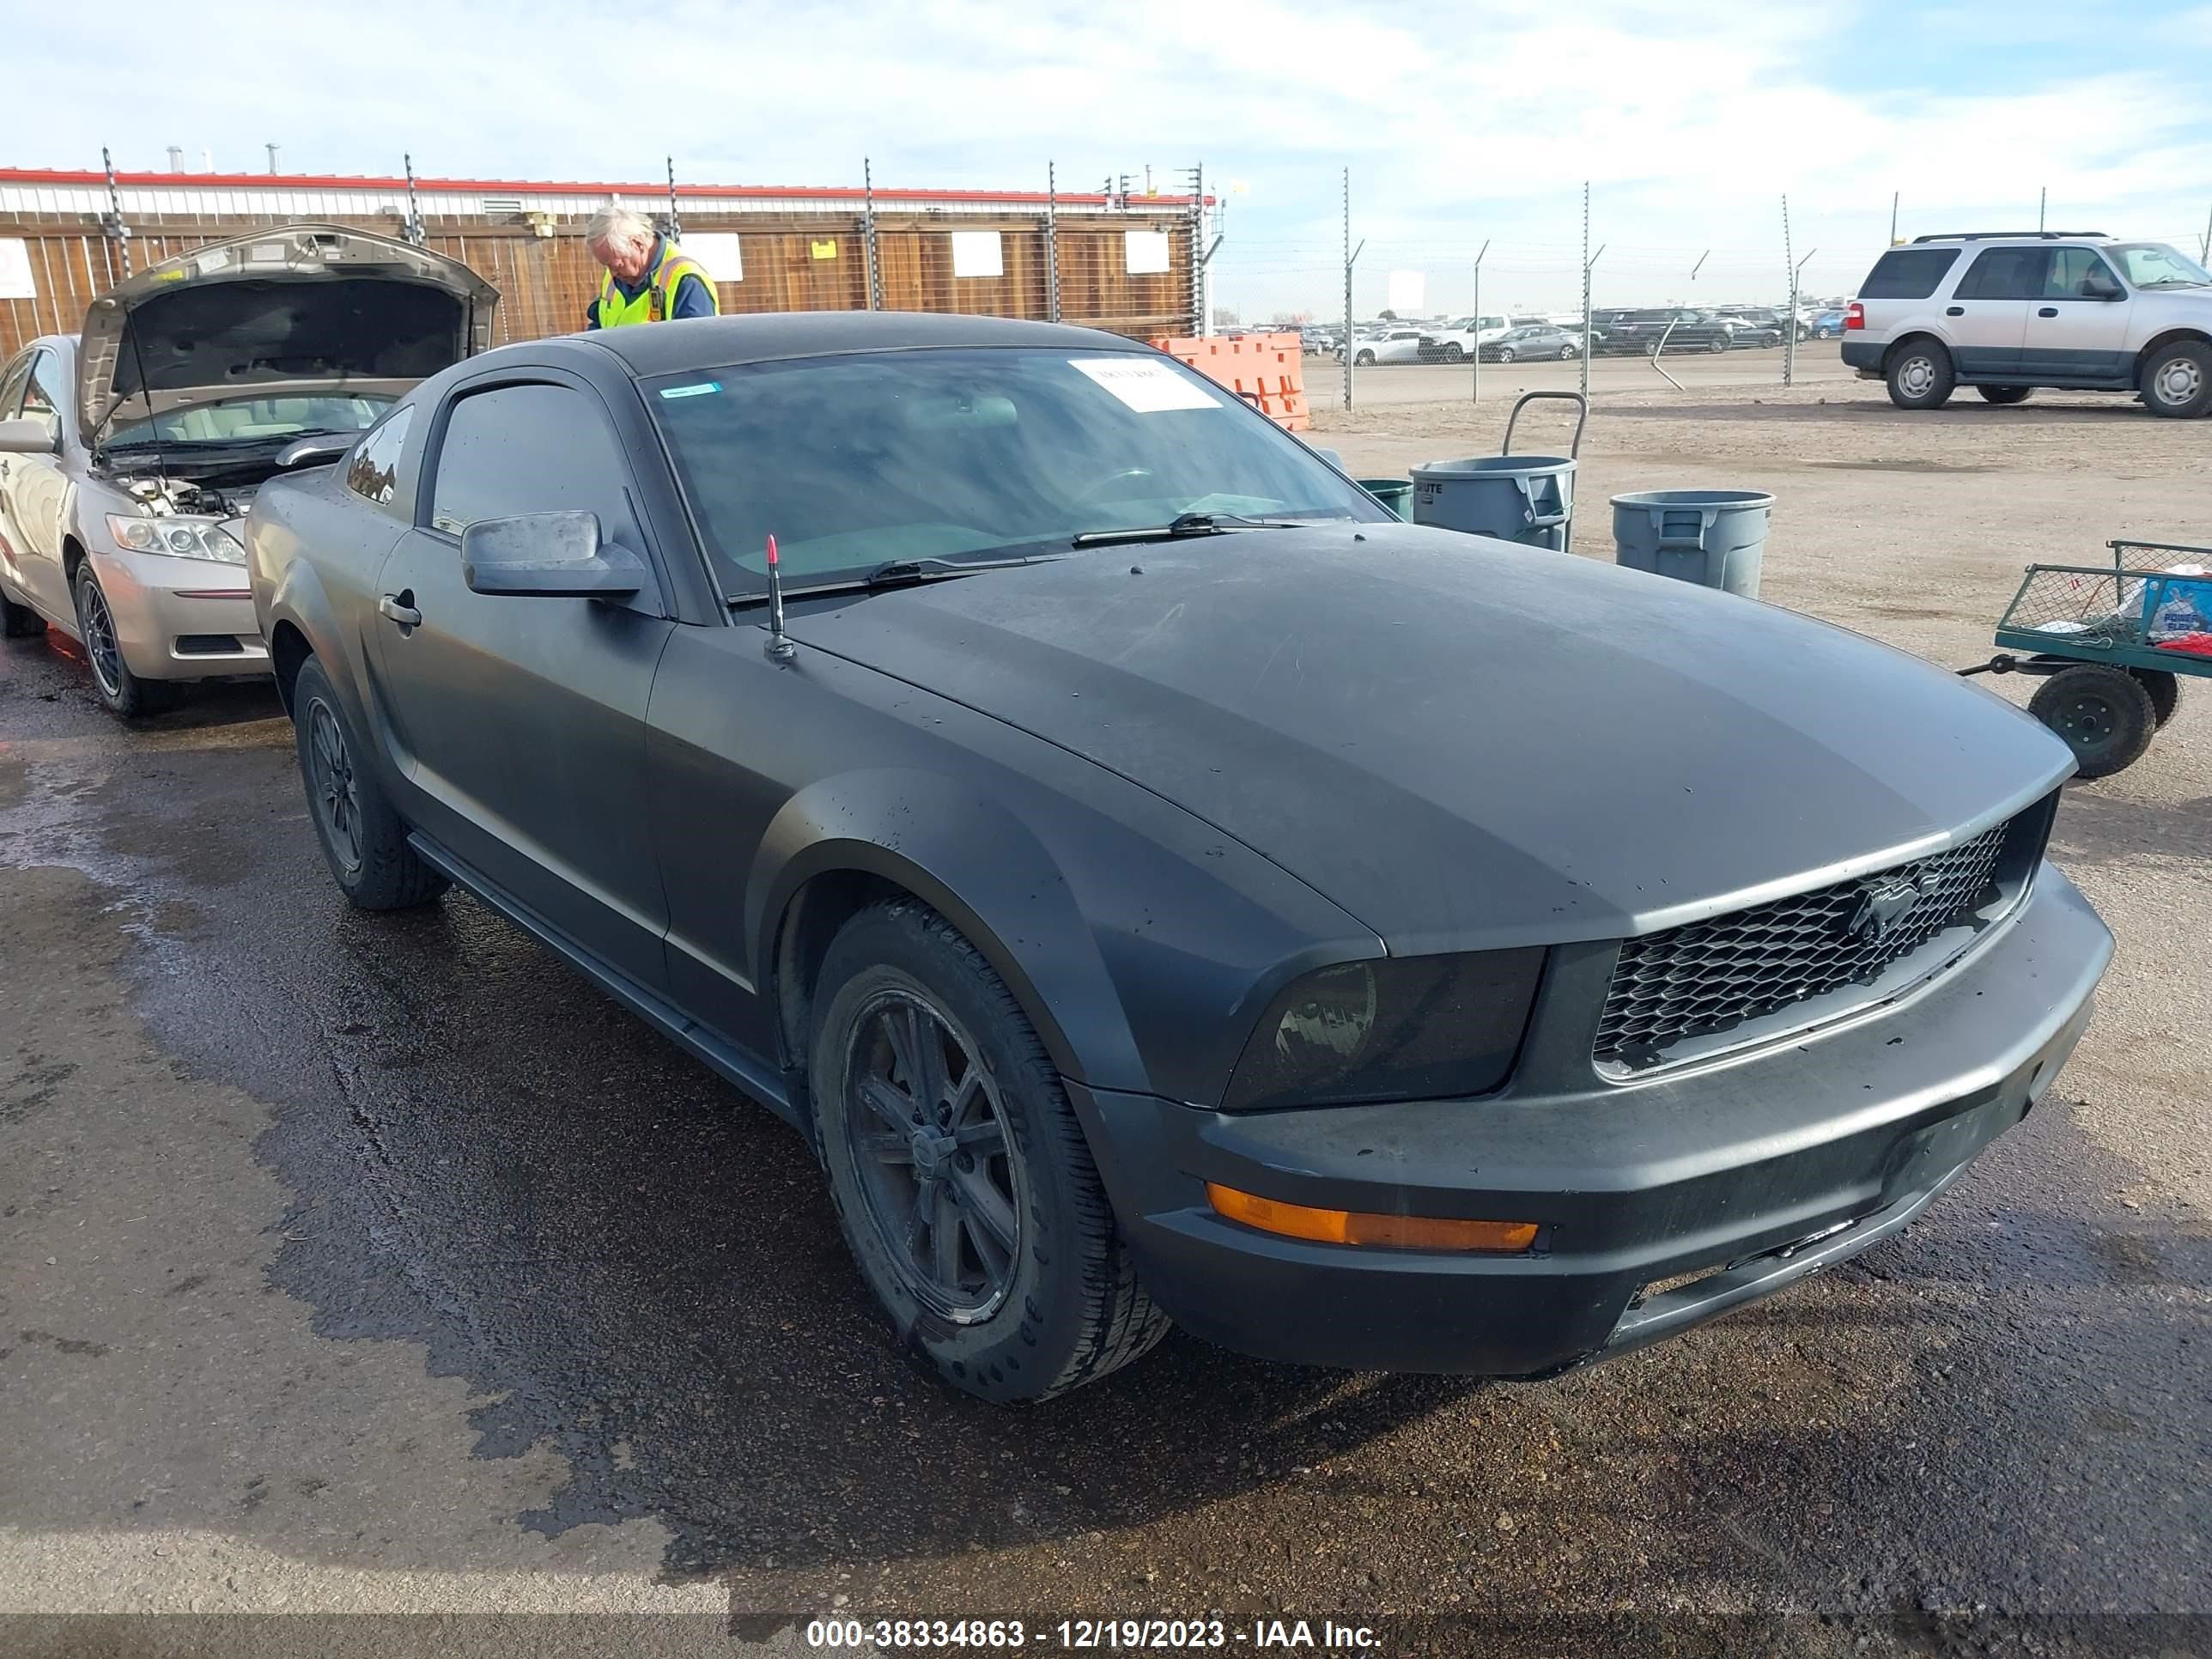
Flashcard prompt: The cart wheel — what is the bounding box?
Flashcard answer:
[2127,668,2181,727]
[2030,665,2157,779]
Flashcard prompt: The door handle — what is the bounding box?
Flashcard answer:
[378,592,422,629]
[2037,307,2058,318]
[1945,306,1965,316]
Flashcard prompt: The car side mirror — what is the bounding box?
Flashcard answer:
[459,510,647,599]
[2090,280,2124,302]
[0,417,60,456]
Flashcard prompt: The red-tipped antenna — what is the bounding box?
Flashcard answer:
[764,532,792,658]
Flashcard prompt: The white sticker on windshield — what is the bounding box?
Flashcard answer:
[1070,356,1222,413]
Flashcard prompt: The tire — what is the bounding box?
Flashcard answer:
[2029,665,2157,780]
[1,586,44,638]
[1559,344,1576,360]
[810,898,1170,1403]
[1354,350,1375,367]
[2129,668,2182,728]
[1443,343,1464,363]
[2138,340,2212,418]
[1496,348,1516,363]
[72,563,179,719]
[1707,335,1729,354]
[1977,386,2033,405]
[1886,339,1956,410]
[290,655,448,909]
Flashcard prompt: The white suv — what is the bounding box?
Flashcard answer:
[1841,233,2212,417]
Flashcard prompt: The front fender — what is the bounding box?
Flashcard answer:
[749,768,1136,1087]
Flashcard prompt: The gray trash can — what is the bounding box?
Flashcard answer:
[1410,454,1577,550]
[1610,489,1774,598]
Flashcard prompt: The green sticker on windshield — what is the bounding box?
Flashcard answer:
[659,381,720,399]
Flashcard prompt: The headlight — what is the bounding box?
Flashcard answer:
[106,514,246,565]
[1220,950,1545,1112]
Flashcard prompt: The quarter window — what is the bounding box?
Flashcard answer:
[344,405,414,511]
[427,383,635,541]
[1858,247,1960,300]
[1954,247,2049,301]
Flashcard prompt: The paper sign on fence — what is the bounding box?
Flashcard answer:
[1124,230,1170,275]
[0,240,35,301]
[684,234,744,283]
[951,232,1005,278]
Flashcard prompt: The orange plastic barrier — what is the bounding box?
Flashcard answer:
[1148,331,1310,431]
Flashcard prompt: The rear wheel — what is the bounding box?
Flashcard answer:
[2129,668,2182,728]
[1977,386,2033,405]
[2139,340,2212,418]
[1442,343,1465,363]
[1886,340,1956,410]
[291,656,449,909]
[72,564,178,719]
[2030,665,2157,779]
[1,587,43,638]
[811,899,1170,1402]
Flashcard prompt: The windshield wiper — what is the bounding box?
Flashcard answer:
[1070,510,1304,548]
[726,553,1054,609]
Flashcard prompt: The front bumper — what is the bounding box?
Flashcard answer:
[1073,867,2109,1377]
[90,549,269,681]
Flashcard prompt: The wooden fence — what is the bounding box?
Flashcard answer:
[0,208,1197,361]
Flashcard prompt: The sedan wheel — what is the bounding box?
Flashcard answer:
[1497,347,1516,363]
[70,563,175,719]
[1443,343,1464,363]
[1558,344,1576,360]
[812,900,1170,1401]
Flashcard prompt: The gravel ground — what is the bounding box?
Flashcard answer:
[2,380,2207,1659]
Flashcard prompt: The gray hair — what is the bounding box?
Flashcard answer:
[585,204,655,252]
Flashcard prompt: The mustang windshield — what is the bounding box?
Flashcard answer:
[647,347,1384,592]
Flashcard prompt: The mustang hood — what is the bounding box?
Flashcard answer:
[790,525,2074,953]
[79,223,498,439]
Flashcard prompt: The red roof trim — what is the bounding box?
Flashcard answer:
[0,167,1207,207]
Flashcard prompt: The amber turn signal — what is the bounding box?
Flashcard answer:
[1205,1183,1538,1254]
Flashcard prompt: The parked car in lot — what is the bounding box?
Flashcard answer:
[249,311,2112,1404]
[1341,327,1426,366]
[1844,232,2212,416]
[1418,314,1550,362]
[0,224,494,716]
[1810,308,1847,339]
[1480,325,1582,362]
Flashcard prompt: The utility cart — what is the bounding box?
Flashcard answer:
[1962,539,2209,778]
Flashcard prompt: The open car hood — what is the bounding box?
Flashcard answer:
[78,223,498,440]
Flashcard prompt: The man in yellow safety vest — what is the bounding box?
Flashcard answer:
[582,205,721,329]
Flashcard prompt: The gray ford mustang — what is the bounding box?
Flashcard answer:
[247,312,2112,1404]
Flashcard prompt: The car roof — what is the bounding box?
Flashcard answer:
[574,310,1151,377]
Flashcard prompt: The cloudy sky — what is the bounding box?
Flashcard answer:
[13,0,2212,318]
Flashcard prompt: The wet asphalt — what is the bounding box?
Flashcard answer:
[1,614,2207,1659]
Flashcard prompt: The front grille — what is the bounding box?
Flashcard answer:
[1595,818,2016,1072]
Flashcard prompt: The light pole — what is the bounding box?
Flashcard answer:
[1470,239,1489,404]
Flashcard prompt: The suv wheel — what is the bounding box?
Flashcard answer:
[2030,665,2156,779]
[811,899,1170,1402]
[72,563,178,718]
[1886,340,1955,410]
[291,656,449,908]
[2139,340,2211,418]
[1977,386,2033,405]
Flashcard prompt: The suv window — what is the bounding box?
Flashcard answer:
[344,405,414,511]
[2044,247,2120,299]
[1859,247,1961,300]
[1954,246,2049,301]
[20,349,64,443]
[428,383,636,542]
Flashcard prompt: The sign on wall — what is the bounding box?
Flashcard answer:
[1124,230,1171,275]
[951,232,1005,278]
[684,233,744,283]
[0,240,35,301]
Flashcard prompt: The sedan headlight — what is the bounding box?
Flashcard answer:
[1221,950,1546,1112]
[106,514,246,565]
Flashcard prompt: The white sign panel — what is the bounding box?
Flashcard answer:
[684,233,744,283]
[0,239,34,301]
[1124,229,1171,275]
[1070,356,1220,413]
[1387,269,1426,315]
[951,231,1005,278]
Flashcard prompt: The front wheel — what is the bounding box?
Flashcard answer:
[72,563,178,719]
[2030,665,2156,779]
[1707,335,1729,353]
[1977,386,2033,405]
[1886,340,1956,410]
[1558,344,1576,360]
[1496,347,1516,363]
[2139,340,2212,418]
[291,656,449,908]
[1354,350,1376,367]
[1442,343,1465,363]
[811,900,1170,1402]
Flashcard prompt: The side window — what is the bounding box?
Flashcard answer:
[19,349,64,442]
[1859,247,1961,300]
[1955,247,2049,301]
[428,383,637,542]
[0,355,32,422]
[2045,248,2119,299]
[344,406,414,511]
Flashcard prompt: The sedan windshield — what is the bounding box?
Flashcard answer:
[2108,243,2212,290]
[647,347,1383,592]
[106,394,395,450]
